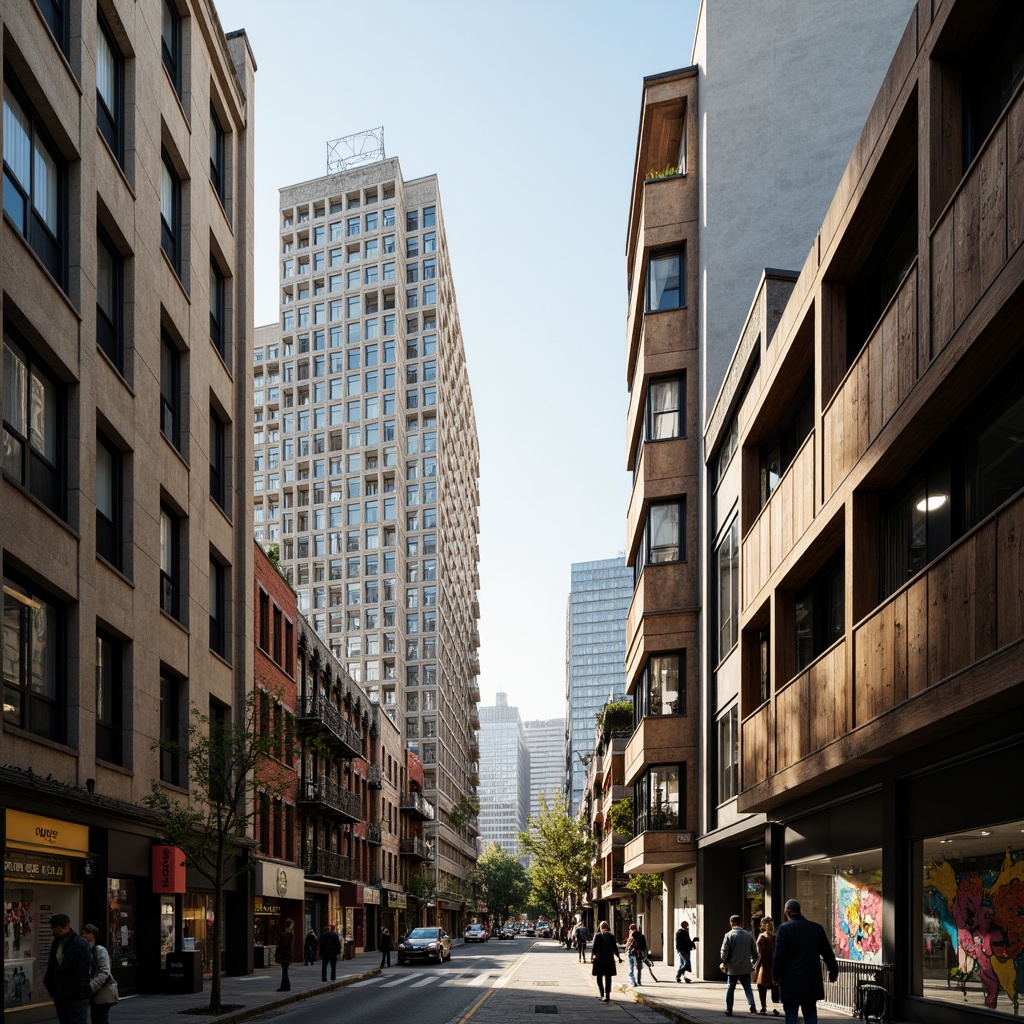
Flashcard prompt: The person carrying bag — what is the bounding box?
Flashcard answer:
[83,924,119,1024]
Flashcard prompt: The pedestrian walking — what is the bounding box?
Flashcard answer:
[43,913,92,1024]
[275,919,295,991]
[573,922,589,962]
[771,899,839,1024]
[753,917,780,1016]
[590,920,623,1002]
[83,924,118,1024]
[320,923,342,982]
[380,928,393,968]
[674,920,698,982]
[719,914,758,1016]
[624,923,648,986]
[304,929,318,966]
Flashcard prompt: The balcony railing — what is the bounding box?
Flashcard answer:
[400,790,434,821]
[301,847,354,882]
[366,822,382,845]
[298,775,362,822]
[399,836,432,860]
[366,764,383,789]
[297,694,363,757]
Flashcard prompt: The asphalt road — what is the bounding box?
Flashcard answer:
[247,938,528,1024]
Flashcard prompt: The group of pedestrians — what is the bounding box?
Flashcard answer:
[583,899,838,1023]
[42,914,119,1024]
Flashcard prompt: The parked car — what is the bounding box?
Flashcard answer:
[464,924,489,943]
[525,923,536,937]
[397,927,452,964]
[497,927,515,940]
[538,925,553,938]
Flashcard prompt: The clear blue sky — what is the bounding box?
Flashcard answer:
[214,0,701,717]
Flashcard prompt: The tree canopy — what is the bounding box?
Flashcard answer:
[516,793,591,927]
[473,843,530,925]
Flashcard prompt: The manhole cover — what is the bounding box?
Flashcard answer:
[535,1006,558,1014]
[533,981,559,986]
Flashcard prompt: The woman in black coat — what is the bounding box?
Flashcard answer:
[591,920,623,1002]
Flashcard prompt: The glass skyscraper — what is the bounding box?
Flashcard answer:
[478,694,530,858]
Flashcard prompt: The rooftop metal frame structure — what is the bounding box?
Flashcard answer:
[326,127,386,174]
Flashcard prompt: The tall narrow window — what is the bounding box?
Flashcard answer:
[209,557,227,659]
[96,630,124,765]
[718,707,738,802]
[96,15,124,162]
[3,574,64,742]
[161,0,182,97]
[160,505,180,619]
[2,330,64,517]
[160,332,181,450]
[209,258,225,355]
[96,435,123,569]
[646,248,684,311]
[159,673,182,785]
[648,501,683,563]
[96,230,123,368]
[35,0,69,54]
[717,516,740,660]
[160,151,181,274]
[209,107,225,204]
[635,653,683,720]
[209,406,227,511]
[3,77,65,285]
[645,375,684,441]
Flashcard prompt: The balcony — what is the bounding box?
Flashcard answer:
[297,775,362,823]
[301,848,354,882]
[400,790,434,821]
[297,694,364,758]
[366,764,383,789]
[468,679,481,703]
[400,836,432,861]
[623,829,694,875]
[623,714,697,786]
[600,874,632,902]
[469,763,480,786]
[366,822,382,845]
[740,488,1024,811]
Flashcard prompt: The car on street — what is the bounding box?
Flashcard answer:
[497,927,515,940]
[397,927,452,964]
[525,923,536,936]
[538,925,553,938]
[464,924,489,942]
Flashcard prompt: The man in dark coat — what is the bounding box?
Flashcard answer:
[320,923,342,982]
[43,913,92,1024]
[771,899,839,1024]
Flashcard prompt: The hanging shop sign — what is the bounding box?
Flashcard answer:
[362,886,381,906]
[254,861,305,900]
[253,897,281,918]
[387,891,407,909]
[6,810,89,858]
[151,845,187,893]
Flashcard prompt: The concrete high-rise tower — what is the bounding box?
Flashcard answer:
[478,693,530,857]
[565,557,632,812]
[252,151,481,913]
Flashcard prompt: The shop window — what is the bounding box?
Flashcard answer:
[920,820,1023,1013]
[107,878,138,966]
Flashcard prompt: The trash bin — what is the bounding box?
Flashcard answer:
[344,940,355,961]
[166,951,203,993]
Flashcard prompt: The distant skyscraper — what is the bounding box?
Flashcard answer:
[523,717,566,823]
[565,557,632,812]
[478,693,530,857]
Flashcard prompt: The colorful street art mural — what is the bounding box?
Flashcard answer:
[924,846,1024,1012]
[833,873,883,963]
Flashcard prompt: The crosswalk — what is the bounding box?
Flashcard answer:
[349,969,510,991]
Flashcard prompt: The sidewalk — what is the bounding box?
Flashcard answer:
[34,952,382,1024]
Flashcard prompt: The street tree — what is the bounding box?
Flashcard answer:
[517,793,591,929]
[473,843,530,926]
[146,691,288,1014]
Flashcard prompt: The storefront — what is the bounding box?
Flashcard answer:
[338,882,364,953]
[4,810,90,1013]
[252,862,305,966]
[382,888,405,946]
[363,884,380,950]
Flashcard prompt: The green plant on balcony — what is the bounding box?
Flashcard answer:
[597,700,634,739]
[644,164,679,181]
[609,796,634,838]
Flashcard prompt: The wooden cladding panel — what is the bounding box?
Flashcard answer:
[997,498,1024,646]
[823,268,918,500]
[775,674,807,772]
[741,702,772,789]
[1007,92,1024,253]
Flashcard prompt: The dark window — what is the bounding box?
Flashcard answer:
[3,75,65,286]
[209,699,229,801]
[760,370,813,507]
[96,434,123,569]
[96,630,124,764]
[161,0,182,97]
[963,4,1024,170]
[96,14,124,162]
[847,174,918,364]
[635,652,684,721]
[96,230,123,368]
[160,332,181,450]
[159,673,182,785]
[644,374,684,442]
[209,258,225,355]
[717,517,740,660]
[160,151,181,274]
[209,556,227,659]
[258,590,270,651]
[209,406,227,511]
[3,573,65,743]
[758,627,771,705]
[646,247,684,312]
[35,0,69,54]
[634,764,683,833]
[160,504,181,620]
[2,328,64,517]
[794,556,844,674]
[209,106,225,203]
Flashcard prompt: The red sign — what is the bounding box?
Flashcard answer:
[151,845,186,893]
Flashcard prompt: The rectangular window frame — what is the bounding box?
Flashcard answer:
[96,228,124,369]
[645,247,684,312]
[96,433,123,570]
[96,14,124,163]
[160,150,182,275]
[161,0,182,97]
[96,629,124,765]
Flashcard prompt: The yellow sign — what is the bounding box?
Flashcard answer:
[6,810,90,858]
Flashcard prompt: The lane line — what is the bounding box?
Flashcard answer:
[347,977,384,988]
[382,971,423,986]
[468,973,492,987]
[411,975,439,987]
[451,946,534,1024]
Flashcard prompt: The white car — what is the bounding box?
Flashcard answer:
[464,924,489,943]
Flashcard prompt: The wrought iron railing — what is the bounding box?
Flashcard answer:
[301,848,354,882]
[400,790,434,820]
[821,960,893,1020]
[400,836,432,860]
[298,775,361,821]
[297,694,363,756]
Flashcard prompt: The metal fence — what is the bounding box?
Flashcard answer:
[821,959,894,1021]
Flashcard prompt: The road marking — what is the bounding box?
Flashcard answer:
[383,971,423,986]
[492,975,512,988]
[468,973,492,987]
[348,977,384,987]
[452,947,534,1024]
[412,975,439,987]
[440,973,470,986]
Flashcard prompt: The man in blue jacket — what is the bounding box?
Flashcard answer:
[43,914,92,1024]
[771,900,839,1024]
